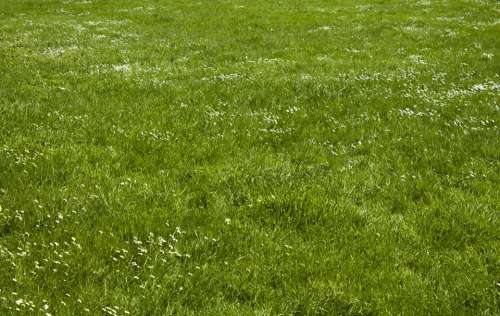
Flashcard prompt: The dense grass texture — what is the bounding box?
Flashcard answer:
[0,0,499,315]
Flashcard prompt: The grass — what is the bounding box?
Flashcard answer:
[0,0,499,314]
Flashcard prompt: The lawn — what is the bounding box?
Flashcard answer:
[0,0,499,315]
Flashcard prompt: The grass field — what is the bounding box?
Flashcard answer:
[0,0,499,314]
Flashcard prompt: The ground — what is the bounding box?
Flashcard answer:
[0,0,499,315]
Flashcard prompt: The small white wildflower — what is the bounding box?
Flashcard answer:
[112,64,131,73]
[308,25,333,33]
[409,54,426,65]
[481,52,494,60]
[471,84,487,92]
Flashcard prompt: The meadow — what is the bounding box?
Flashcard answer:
[0,0,499,315]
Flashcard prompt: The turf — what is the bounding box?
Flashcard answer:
[0,0,499,315]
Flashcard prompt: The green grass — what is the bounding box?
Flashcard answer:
[0,0,499,314]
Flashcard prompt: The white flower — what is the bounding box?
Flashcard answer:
[112,64,131,73]
[481,52,494,60]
